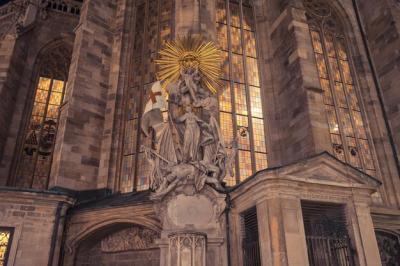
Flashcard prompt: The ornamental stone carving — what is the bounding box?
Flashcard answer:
[100,226,159,252]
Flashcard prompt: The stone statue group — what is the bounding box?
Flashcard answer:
[142,67,236,199]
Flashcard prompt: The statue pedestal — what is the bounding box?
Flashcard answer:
[154,183,227,266]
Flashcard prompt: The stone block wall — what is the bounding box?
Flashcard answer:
[357,0,400,170]
[0,188,73,266]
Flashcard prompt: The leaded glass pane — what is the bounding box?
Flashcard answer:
[306,0,376,173]
[244,30,257,57]
[249,86,263,118]
[237,115,250,150]
[246,57,260,86]
[0,228,13,266]
[255,152,268,171]
[229,2,240,27]
[239,150,252,181]
[234,83,248,115]
[217,23,228,51]
[219,81,232,112]
[232,53,244,82]
[220,112,234,144]
[230,27,242,54]
[216,0,227,24]
[217,0,267,185]
[16,75,66,189]
[222,51,230,79]
[252,118,266,153]
[121,0,173,191]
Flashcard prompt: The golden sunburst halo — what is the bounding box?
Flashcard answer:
[155,36,222,94]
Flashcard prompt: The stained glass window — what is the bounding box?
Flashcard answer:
[121,0,173,192]
[0,228,14,266]
[14,45,70,189]
[305,0,376,176]
[216,0,268,186]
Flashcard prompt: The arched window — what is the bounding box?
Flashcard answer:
[120,0,173,192]
[375,230,400,265]
[305,0,376,176]
[14,44,71,189]
[216,0,268,186]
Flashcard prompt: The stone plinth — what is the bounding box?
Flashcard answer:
[154,184,227,266]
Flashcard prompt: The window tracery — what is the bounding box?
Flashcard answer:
[305,0,376,176]
[14,44,70,189]
[120,0,173,192]
[216,0,267,186]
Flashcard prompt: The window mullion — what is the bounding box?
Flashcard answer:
[319,28,352,164]
[226,0,240,185]
[238,0,256,174]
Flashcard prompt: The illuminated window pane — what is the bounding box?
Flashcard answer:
[310,31,323,54]
[315,53,328,79]
[239,150,252,181]
[217,0,268,184]
[234,83,248,115]
[329,58,341,82]
[0,228,13,266]
[237,115,250,150]
[216,0,227,24]
[244,30,257,57]
[219,81,232,112]
[324,34,336,58]
[252,118,266,153]
[246,57,260,86]
[16,77,66,189]
[217,23,228,51]
[249,86,263,118]
[325,105,339,134]
[232,54,244,82]
[229,2,240,27]
[320,79,334,105]
[220,112,234,144]
[230,27,242,54]
[334,82,347,108]
[339,60,353,84]
[339,108,355,137]
[306,1,375,173]
[346,85,360,111]
[255,152,268,171]
[242,6,255,31]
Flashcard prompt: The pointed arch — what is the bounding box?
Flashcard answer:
[12,40,72,189]
[304,0,377,176]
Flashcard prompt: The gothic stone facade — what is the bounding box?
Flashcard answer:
[0,0,400,265]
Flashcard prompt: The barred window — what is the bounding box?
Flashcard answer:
[216,0,268,186]
[120,0,173,192]
[14,44,70,189]
[305,0,376,176]
[0,228,14,266]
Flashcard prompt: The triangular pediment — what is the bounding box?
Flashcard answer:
[275,152,381,188]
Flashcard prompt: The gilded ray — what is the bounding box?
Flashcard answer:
[155,36,222,94]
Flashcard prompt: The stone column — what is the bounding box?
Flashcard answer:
[264,0,331,166]
[351,202,382,266]
[50,0,115,190]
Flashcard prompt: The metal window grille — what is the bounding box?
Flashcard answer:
[302,201,356,266]
[241,206,261,266]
